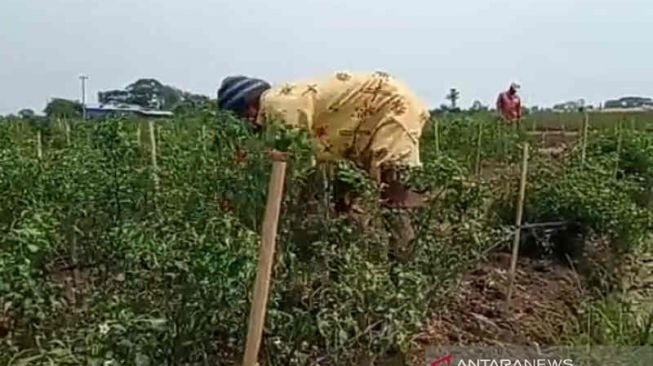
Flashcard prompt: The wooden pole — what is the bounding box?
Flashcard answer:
[434,118,440,155]
[321,165,330,222]
[506,142,529,306]
[475,121,483,175]
[499,126,505,160]
[36,130,43,159]
[580,110,589,163]
[242,157,287,366]
[148,120,159,190]
[614,120,623,179]
[71,235,80,306]
[201,125,207,153]
[65,120,71,146]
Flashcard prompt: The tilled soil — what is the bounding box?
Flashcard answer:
[409,252,583,365]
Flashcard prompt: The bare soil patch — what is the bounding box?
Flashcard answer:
[409,252,582,365]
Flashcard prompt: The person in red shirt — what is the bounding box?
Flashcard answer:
[496,82,522,127]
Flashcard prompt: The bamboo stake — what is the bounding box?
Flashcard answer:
[580,110,589,163]
[242,157,287,366]
[434,118,440,155]
[506,142,529,306]
[148,120,159,190]
[65,120,71,146]
[475,121,483,175]
[36,130,43,159]
[201,125,207,153]
[499,126,505,160]
[71,235,80,305]
[321,165,330,222]
[614,120,623,179]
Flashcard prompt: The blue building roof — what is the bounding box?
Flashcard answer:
[85,103,173,118]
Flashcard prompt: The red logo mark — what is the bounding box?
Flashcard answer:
[431,354,453,366]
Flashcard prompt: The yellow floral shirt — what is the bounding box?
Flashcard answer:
[257,71,430,171]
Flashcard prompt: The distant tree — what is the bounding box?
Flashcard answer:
[604,96,653,109]
[435,104,449,113]
[174,92,211,114]
[18,109,35,119]
[470,100,488,112]
[98,78,207,111]
[125,79,180,109]
[446,88,460,110]
[44,98,82,119]
[97,90,131,106]
[553,99,588,112]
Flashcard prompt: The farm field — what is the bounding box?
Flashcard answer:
[526,110,653,131]
[0,111,651,365]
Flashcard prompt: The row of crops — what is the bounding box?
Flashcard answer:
[527,110,653,131]
[0,111,651,365]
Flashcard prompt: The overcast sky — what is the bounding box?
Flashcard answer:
[1,0,652,114]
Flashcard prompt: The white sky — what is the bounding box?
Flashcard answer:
[1,0,652,114]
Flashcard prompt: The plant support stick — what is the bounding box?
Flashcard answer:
[65,121,71,146]
[506,142,529,306]
[242,157,287,366]
[434,118,440,155]
[581,110,589,163]
[36,130,43,159]
[475,122,483,175]
[149,120,159,191]
[201,125,207,153]
[614,120,623,179]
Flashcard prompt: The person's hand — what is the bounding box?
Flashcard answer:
[382,182,429,209]
[266,149,289,161]
[394,190,429,208]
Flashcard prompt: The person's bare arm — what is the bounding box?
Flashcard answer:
[379,167,427,209]
[516,98,523,122]
[266,149,289,161]
[496,94,505,121]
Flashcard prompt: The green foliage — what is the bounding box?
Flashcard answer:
[575,296,652,346]
[421,115,532,167]
[445,88,460,110]
[588,128,653,172]
[528,111,653,131]
[528,161,650,255]
[98,79,209,111]
[18,109,35,120]
[44,98,82,119]
[0,110,651,365]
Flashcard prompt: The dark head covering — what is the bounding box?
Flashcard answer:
[217,75,271,116]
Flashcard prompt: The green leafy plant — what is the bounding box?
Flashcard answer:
[0,110,651,365]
